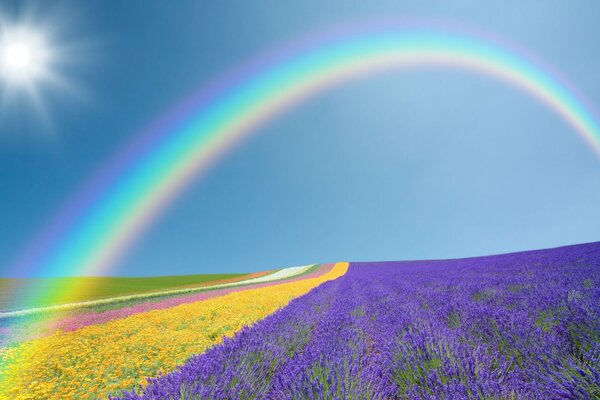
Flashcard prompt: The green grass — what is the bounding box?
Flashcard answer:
[0,273,247,311]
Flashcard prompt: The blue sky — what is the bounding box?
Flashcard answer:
[1,1,600,276]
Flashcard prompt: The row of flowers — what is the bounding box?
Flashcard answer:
[48,264,332,336]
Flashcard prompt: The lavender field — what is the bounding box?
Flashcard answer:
[115,242,600,399]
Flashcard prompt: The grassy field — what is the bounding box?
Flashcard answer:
[0,273,248,311]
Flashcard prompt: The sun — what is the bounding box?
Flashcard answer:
[0,26,53,87]
[0,6,87,132]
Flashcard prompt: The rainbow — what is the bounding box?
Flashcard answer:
[5,23,600,310]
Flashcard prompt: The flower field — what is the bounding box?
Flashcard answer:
[1,242,599,399]
[0,263,347,399]
[114,242,599,400]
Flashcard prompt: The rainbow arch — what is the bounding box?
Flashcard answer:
[6,24,600,309]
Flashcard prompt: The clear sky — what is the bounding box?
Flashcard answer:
[1,1,600,277]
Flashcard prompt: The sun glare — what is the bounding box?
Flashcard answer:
[0,27,52,86]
